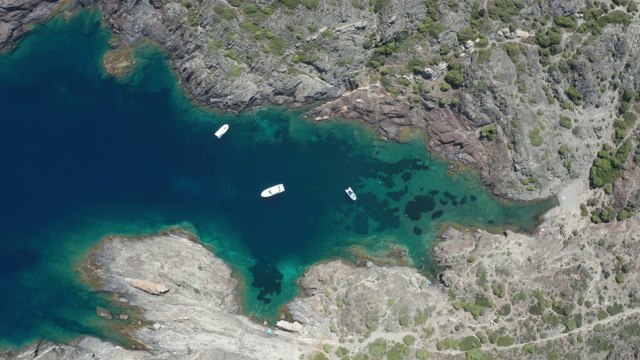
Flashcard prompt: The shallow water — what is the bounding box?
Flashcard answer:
[0,10,555,349]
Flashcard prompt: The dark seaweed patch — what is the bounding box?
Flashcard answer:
[405,195,436,221]
[250,260,283,304]
[470,195,477,201]
[460,196,467,205]
[439,199,448,206]
[354,213,369,234]
[388,190,405,202]
[429,190,439,196]
[431,210,444,220]
[452,200,458,206]
[402,172,412,182]
[413,227,422,235]
[444,191,457,200]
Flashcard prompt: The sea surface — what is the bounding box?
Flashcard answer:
[0,10,556,350]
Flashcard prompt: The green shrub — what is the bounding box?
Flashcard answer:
[372,0,390,12]
[457,27,476,43]
[554,15,577,29]
[590,139,633,187]
[335,347,349,357]
[403,335,415,346]
[580,203,589,217]
[294,51,315,64]
[488,0,524,22]
[607,303,624,316]
[475,294,493,308]
[496,336,515,346]
[407,59,427,74]
[466,349,490,360]
[459,336,482,351]
[559,116,572,129]
[503,43,519,62]
[368,338,387,356]
[243,4,259,13]
[566,86,584,105]
[552,300,573,316]
[444,69,465,88]
[313,353,328,360]
[623,111,637,127]
[523,343,535,353]
[564,319,577,331]
[323,344,332,353]
[528,128,542,146]
[616,273,625,283]
[476,37,489,47]
[440,82,451,91]
[230,66,242,77]
[480,124,498,140]
[536,27,563,49]
[498,304,511,316]
[416,349,429,359]
[269,38,285,56]
[187,9,199,27]
[601,10,632,26]
[492,283,506,298]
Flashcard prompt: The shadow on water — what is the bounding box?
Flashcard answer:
[0,9,558,349]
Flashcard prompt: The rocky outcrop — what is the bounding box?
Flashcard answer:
[0,0,61,50]
[95,307,113,320]
[126,278,169,295]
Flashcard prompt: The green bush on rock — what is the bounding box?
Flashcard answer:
[459,336,482,351]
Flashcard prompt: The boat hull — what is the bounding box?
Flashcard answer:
[215,124,229,138]
[261,184,285,197]
[345,187,357,201]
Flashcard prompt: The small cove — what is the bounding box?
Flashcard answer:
[0,10,556,350]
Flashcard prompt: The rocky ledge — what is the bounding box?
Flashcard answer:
[4,184,640,359]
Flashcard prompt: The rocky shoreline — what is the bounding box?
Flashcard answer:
[2,0,640,358]
[3,183,640,359]
[6,0,639,201]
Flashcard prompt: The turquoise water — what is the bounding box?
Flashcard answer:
[0,10,555,349]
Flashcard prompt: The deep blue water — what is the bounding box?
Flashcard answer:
[0,10,555,349]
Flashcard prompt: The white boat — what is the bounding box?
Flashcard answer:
[261,184,285,197]
[215,124,229,138]
[345,187,357,201]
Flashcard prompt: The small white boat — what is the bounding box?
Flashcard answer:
[261,184,285,197]
[215,124,229,138]
[345,187,357,201]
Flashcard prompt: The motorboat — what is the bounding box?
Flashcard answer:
[261,184,285,197]
[215,124,229,138]
[345,187,357,201]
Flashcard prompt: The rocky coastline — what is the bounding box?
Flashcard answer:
[3,182,640,359]
[5,0,640,202]
[3,0,640,358]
